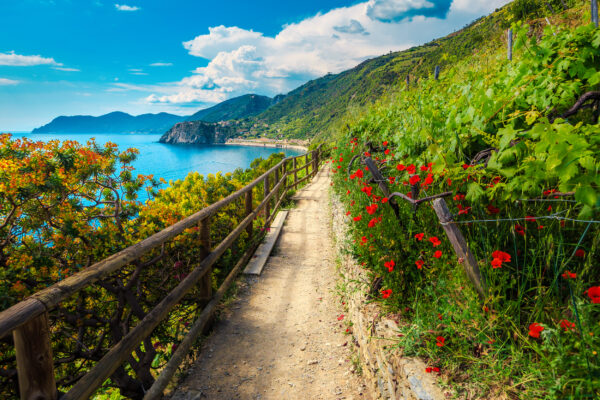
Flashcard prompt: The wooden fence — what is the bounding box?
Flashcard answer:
[0,144,324,400]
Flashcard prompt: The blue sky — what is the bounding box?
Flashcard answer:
[0,0,510,131]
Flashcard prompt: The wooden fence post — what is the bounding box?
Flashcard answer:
[434,65,440,80]
[593,0,599,27]
[198,217,212,302]
[293,158,298,190]
[364,157,400,218]
[13,312,57,400]
[274,167,280,212]
[245,190,253,238]
[305,153,309,178]
[431,198,487,298]
[507,28,513,61]
[313,149,319,177]
[264,174,270,220]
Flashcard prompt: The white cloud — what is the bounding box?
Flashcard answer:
[0,51,60,67]
[115,4,140,11]
[150,62,173,67]
[0,78,19,86]
[53,67,80,72]
[145,0,512,107]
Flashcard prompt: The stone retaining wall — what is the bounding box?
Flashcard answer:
[330,192,445,400]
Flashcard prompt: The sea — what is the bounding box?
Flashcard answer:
[7,132,303,200]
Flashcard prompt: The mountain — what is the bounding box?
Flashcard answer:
[159,121,239,145]
[32,111,185,134]
[186,94,275,122]
[32,94,276,134]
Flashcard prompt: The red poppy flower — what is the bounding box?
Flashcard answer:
[383,141,388,146]
[384,260,395,272]
[575,249,585,258]
[525,215,536,222]
[528,323,544,338]
[384,149,390,155]
[407,164,416,174]
[346,190,351,195]
[409,175,421,185]
[388,176,396,184]
[345,211,351,216]
[415,233,425,241]
[561,271,577,279]
[457,204,471,215]
[491,250,511,263]
[586,286,600,303]
[415,260,424,269]
[361,236,367,244]
[350,173,356,179]
[397,163,406,171]
[486,204,500,214]
[382,197,389,203]
[381,289,392,299]
[433,367,440,373]
[355,169,364,178]
[447,179,452,186]
[337,314,344,321]
[368,218,378,228]
[366,204,378,215]
[424,173,434,185]
[429,236,441,247]
[420,165,429,171]
[453,194,465,201]
[462,164,470,170]
[435,336,445,347]
[353,215,362,222]
[491,258,503,269]
[559,319,576,332]
[547,205,552,211]
[361,186,373,196]
[515,224,525,236]
[433,250,442,259]
[425,367,433,373]
[438,313,443,320]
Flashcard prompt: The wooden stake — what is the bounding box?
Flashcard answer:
[245,190,253,238]
[507,28,513,61]
[431,198,487,298]
[13,312,57,400]
[434,65,440,80]
[593,0,599,27]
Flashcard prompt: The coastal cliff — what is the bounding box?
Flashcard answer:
[159,121,238,144]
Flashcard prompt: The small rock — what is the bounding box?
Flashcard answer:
[308,360,319,365]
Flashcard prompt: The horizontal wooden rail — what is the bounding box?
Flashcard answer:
[0,143,326,400]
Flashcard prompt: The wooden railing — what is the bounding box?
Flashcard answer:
[0,144,325,400]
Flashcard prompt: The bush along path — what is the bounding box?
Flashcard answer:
[171,167,367,400]
[328,11,600,399]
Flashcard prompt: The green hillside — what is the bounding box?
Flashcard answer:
[250,5,510,140]
[187,94,274,123]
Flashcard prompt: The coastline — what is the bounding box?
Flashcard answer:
[224,138,308,152]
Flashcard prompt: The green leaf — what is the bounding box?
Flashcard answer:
[575,186,598,208]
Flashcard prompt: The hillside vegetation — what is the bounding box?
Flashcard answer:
[330,0,599,398]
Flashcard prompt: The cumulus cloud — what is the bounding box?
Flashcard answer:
[115,4,140,11]
[0,51,60,66]
[145,0,512,107]
[366,0,452,22]
[0,78,20,86]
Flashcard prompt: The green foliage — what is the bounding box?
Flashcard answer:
[330,14,600,399]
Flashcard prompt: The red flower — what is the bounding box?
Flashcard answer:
[353,215,362,222]
[420,165,429,171]
[438,313,443,320]
[346,190,351,195]
[409,175,421,185]
[435,336,445,347]
[561,271,577,279]
[433,250,442,259]
[381,289,392,299]
[383,141,388,146]
[368,218,378,228]
[447,179,452,186]
[429,236,442,247]
[462,164,470,170]
[547,205,552,212]
[382,197,389,203]
[388,176,396,184]
[575,249,585,258]
[491,258,503,269]
[364,152,371,157]
[415,260,424,269]
[491,250,511,263]
[486,204,500,214]
[361,236,367,244]
[384,260,395,272]
[515,224,525,236]
[433,367,440,373]
[396,163,406,171]
[525,215,536,222]
[415,233,425,241]
[423,173,434,185]
[586,286,600,303]
[361,186,373,196]
[528,323,544,338]
[453,194,465,201]
[355,169,364,178]
[384,149,390,155]
[425,367,433,373]
[337,314,345,321]
[559,319,576,332]
[457,204,471,215]
[406,164,416,174]
[366,203,378,215]
[345,211,351,216]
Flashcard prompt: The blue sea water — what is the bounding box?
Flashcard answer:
[8,133,302,200]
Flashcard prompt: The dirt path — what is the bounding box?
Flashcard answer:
[171,167,367,400]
